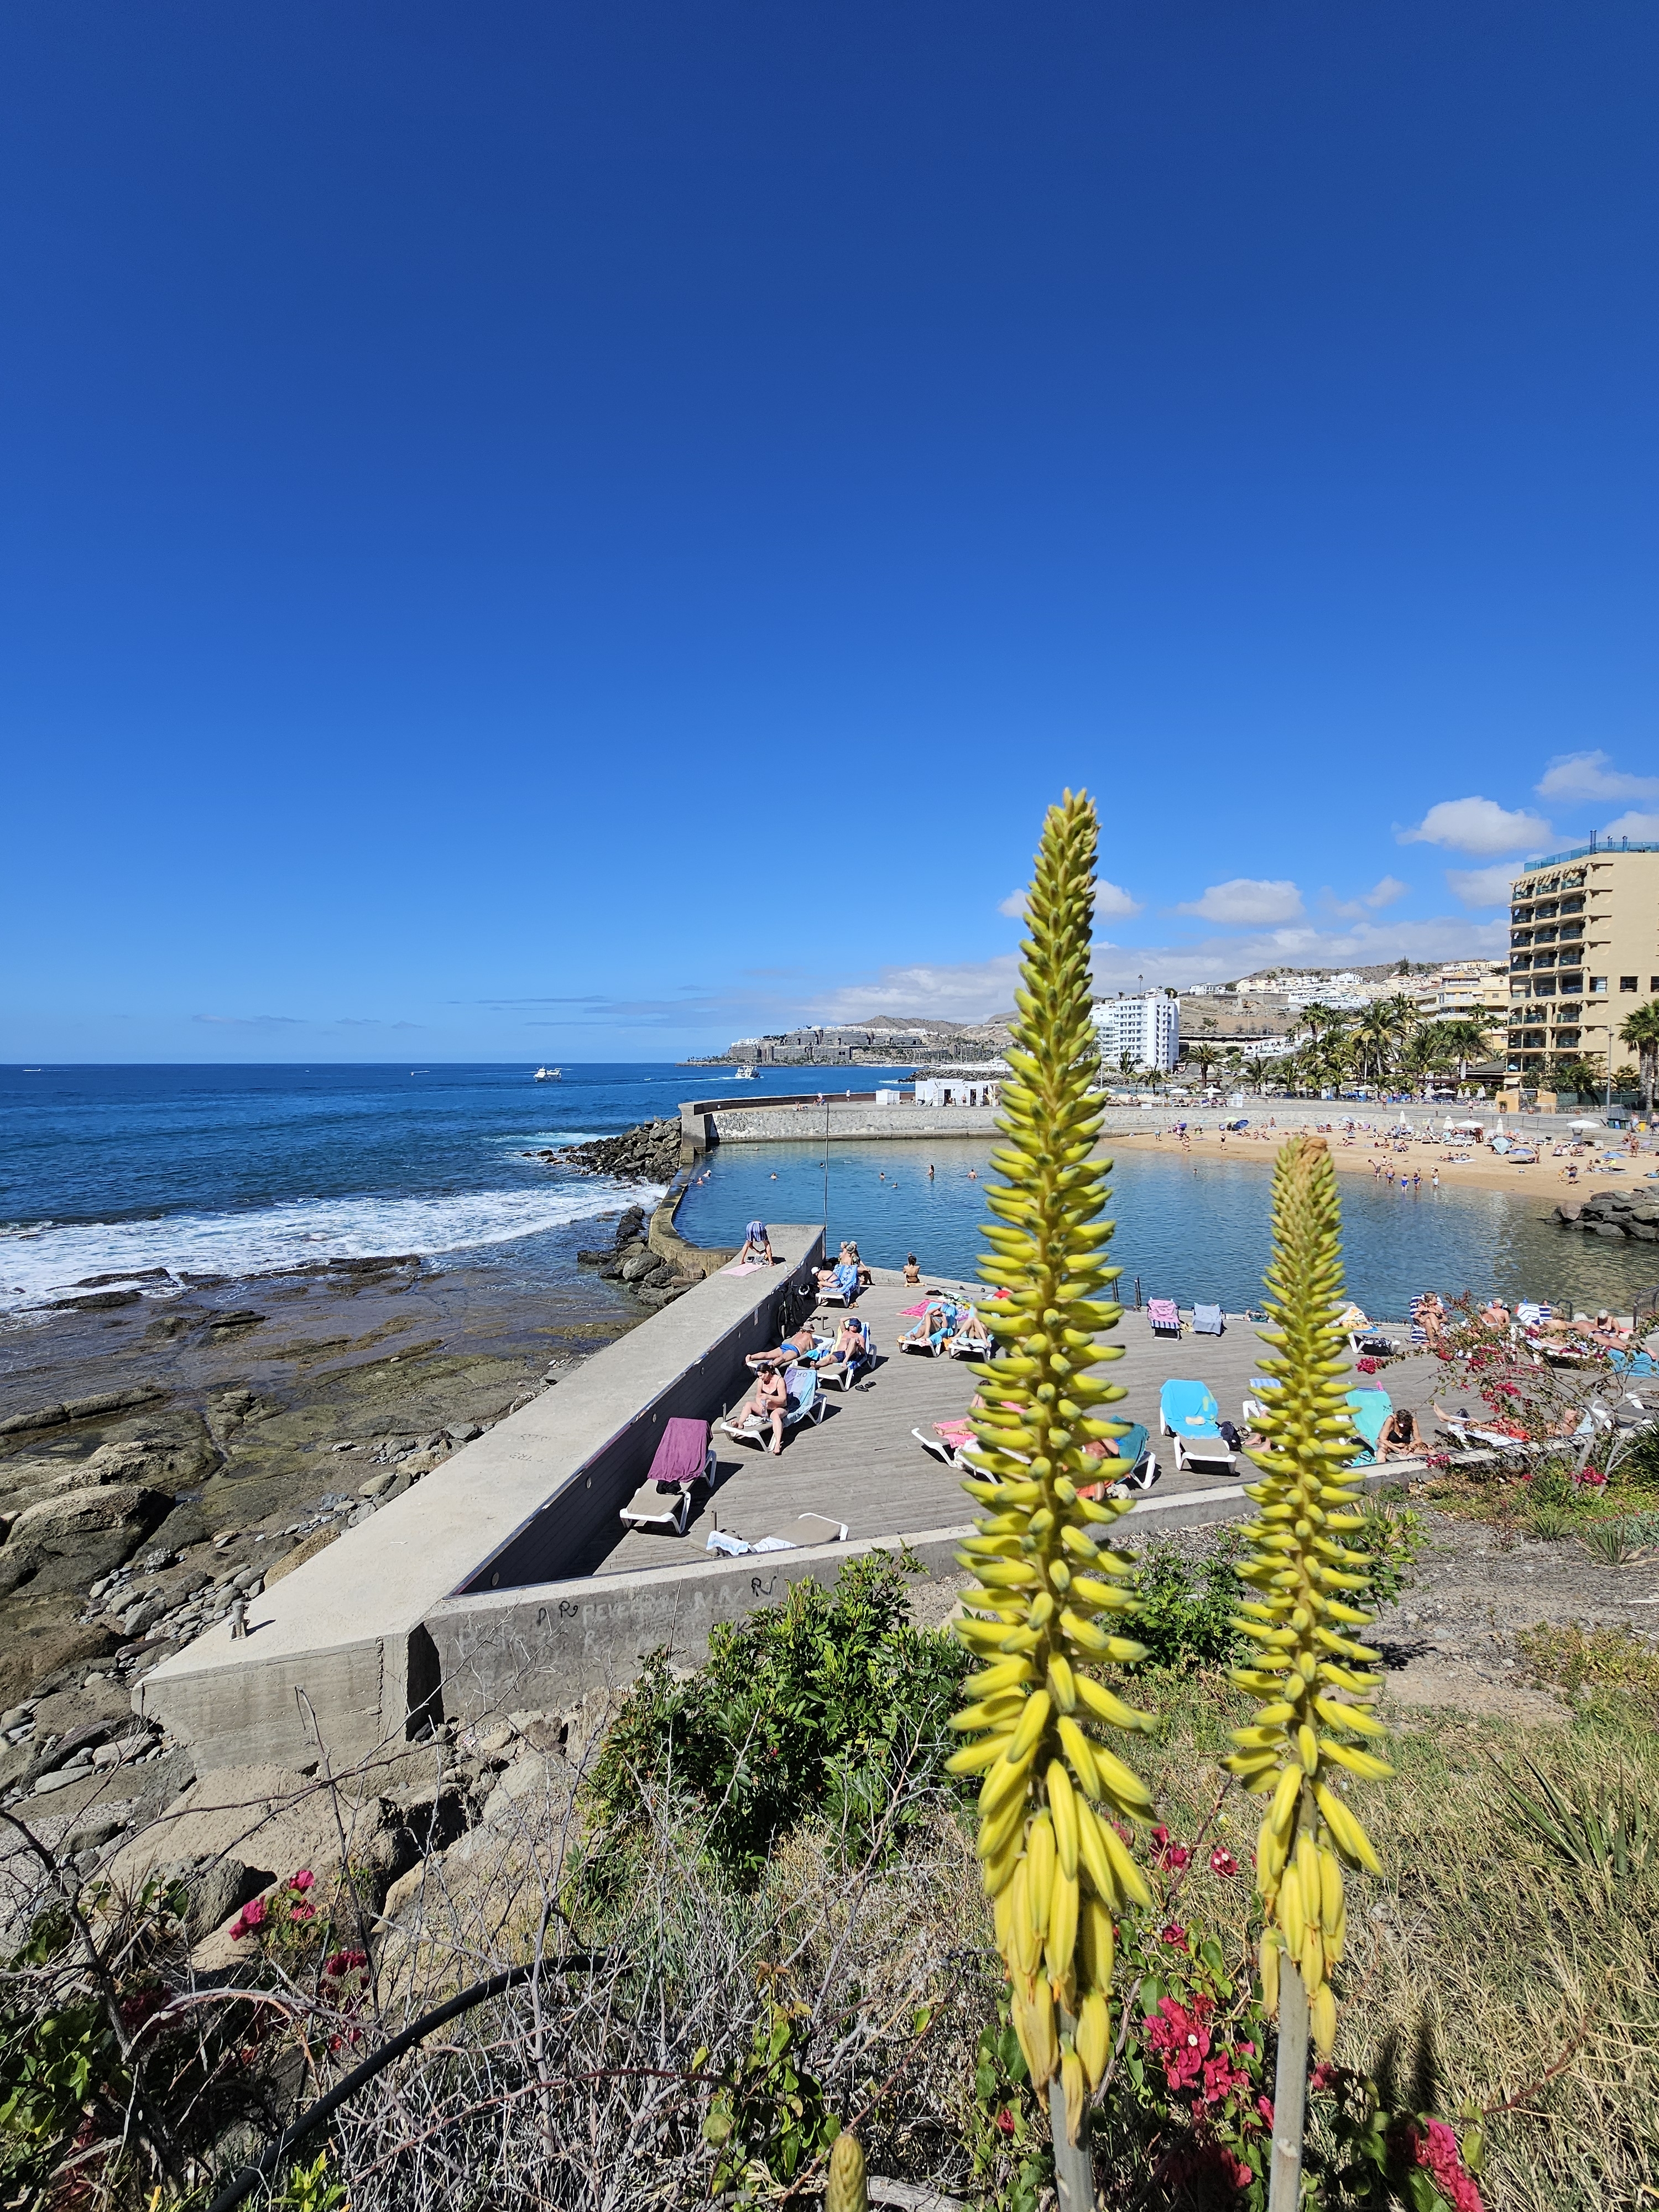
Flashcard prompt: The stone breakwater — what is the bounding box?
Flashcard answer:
[529,1117,683,1184]
[576,1202,702,1308]
[1554,1187,1659,1241]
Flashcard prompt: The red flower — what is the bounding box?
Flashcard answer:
[289,1902,316,1922]
[229,1895,268,1940]
[289,1868,315,1891]
[1151,1824,1193,1870]
[994,2106,1015,2136]
[1209,1847,1239,1877]
[1160,1922,1189,1948]
[1309,2062,1339,2093]
[324,1948,368,1978]
[1256,2094,1275,2126]
[1407,2120,1485,2212]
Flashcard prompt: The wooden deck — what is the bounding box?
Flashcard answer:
[593,1270,1443,1575]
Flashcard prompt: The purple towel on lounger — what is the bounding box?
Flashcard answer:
[647,1417,709,1490]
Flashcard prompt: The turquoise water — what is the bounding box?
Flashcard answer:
[3,1063,1653,1324]
[675,1134,1659,1318]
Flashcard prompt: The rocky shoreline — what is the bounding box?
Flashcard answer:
[1553,1185,1659,1241]
[0,1231,655,1832]
[525,1115,683,1185]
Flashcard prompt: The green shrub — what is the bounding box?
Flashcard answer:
[1352,1496,1426,1606]
[1128,1543,1244,1671]
[1619,1426,1659,1488]
[582,1553,969,1885]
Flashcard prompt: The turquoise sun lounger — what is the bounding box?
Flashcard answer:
[1158,1379,1237,1474]
[1345,1386,1392,1465]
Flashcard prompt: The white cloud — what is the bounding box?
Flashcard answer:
[1602,810,1659,842]
[1446,864,1519,908]
[1397,796,1551,855]
[1094,878,1144,919]
[1327,875,1411,920]
[808,956,1023,1027]
[1176,878,1304,926]
[1000,878,1140,920]
[1537,751,1659,805]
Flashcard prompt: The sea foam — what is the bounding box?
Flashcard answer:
[0,1179,663,1312]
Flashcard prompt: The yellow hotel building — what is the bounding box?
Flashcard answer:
[1506,839,1659,1078]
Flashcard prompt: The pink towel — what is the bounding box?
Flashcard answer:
[899,1299,928,1317]
[722,1260,764,1276]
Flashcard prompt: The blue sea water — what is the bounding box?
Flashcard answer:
[1,1063,1652,1321]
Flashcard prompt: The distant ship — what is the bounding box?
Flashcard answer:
[732,1065,760,1081]
[534,1067,562,1081]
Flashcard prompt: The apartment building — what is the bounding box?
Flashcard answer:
[1505,840,1659,1076]
[1092,990,1181,1072]
[1415,961,1507,1025]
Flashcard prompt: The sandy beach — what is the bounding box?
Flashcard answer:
[1101,1117,1657,1202]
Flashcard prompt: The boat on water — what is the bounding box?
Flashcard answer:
[533,1067,562,1081]
[732,1065,760,1081]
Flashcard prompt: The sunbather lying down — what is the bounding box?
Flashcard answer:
[900,1300,957,1347]
[950,1308,991,1352]
[747,1326,820,1374]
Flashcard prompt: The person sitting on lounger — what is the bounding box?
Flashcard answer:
[1376,1407,1423,1461]
[737,1219,774,1266]
[900,1299,954,1349]
[733,1365,791,1455]
[824,1316,870,1381]
[951,1307,992,1354]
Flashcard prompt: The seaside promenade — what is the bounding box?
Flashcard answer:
[135,1232,1432,1773]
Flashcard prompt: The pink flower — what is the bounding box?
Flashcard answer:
[1160,1922,1189,1948]
[324,1948,368,1978]
[1256,2095,1275,2126]
[229,1896,268,1940]
[289,1902,315,1922]
[1150,1825,1192,1871]
[1309,2062,1339,2093]
[1209,1847,1239,1877]
[289,1869,315,1891]
[1410,2120,1485,2212]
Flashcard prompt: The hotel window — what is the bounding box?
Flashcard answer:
[1591,977,1608,994]
[1621,976,1639,992]
[1535,978,1556,995]
[1652,977,1659,992]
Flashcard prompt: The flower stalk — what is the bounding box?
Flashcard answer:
[946,790,1156,2172]
[1220,1135,1391,2205]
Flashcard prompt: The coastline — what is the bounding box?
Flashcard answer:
[1100,1119,1645,1204]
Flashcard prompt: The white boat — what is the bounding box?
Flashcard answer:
[534,1067,562,1081]
[732,1065,760,1081]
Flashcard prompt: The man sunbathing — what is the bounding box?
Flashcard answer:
[746,1325,821,1374]
[823,1315,870,1382]
[733,1365,792,1455]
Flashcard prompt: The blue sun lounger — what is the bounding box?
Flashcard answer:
[1158,1379,1236,1474]
[1345,1386,1392,1465]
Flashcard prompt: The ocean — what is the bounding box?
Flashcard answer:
[1,1063,1652,1329]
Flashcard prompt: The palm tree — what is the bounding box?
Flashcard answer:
[1619,999,1659,1115]
[1433,1016,1496,1088]
[1354,1003,1397,1089]
[1243,1055,1270,1092]
[1185,1040,1219,1090]
[1117,1050,1139,1088]
[1398,1024,1451,1098]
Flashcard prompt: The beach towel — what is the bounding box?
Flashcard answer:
[1147,1297,1181,1336]
[1192,1303,1224,1335]
[645,1417,709,1490]
[899,1300,928,1317]
[721,1260,764,1276]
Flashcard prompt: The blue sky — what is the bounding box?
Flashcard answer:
[3,3,1655,1061]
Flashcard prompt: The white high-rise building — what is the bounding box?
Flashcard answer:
[1091,991,1180,1072]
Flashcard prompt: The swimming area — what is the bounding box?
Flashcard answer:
[1,1062,1651,1322]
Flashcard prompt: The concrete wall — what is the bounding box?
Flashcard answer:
[133,1227,826,1770]
[706,1103,1004,1142]
[420,1468,1417,1725]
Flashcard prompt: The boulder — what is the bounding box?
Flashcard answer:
[0,1622,123,1708]
[619,1250,659,1283]
[1555,1202,1583,1222]
[0,1484,173,1598]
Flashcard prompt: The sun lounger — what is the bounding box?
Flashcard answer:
[822,1330,877,1390]
[1081,1421,1158,1498]
[720,1368,826,1448]
[1158,1379,1235,1474]
[900,1302,957,1357]
[914,1416,976,1467]
[1147,1298,1181,1338]
[1192,1304,1224,1336]
[817,1262,861,1307]
[1344,1386,1392,1467]
[618,1417,716,1536]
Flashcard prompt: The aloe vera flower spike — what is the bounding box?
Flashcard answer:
[945,790,1157,2154]
[1222,1134,1391,2073]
